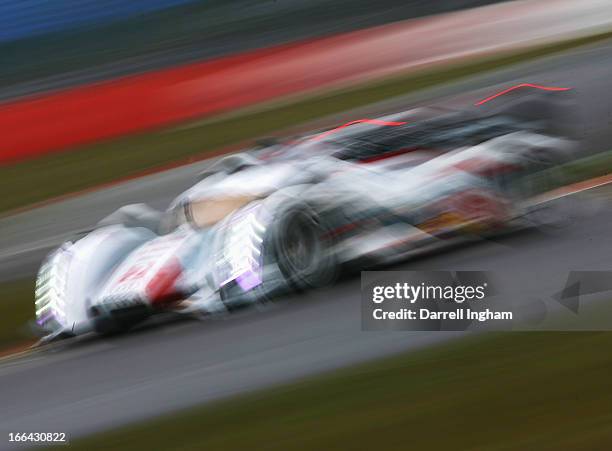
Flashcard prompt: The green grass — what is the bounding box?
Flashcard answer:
[562,150,612,183]
[2,30,612,214]
[527,149,612,193]
[67,332,612,450]
[0,278,35,348]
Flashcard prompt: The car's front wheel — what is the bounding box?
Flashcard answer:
[269,205,338,292]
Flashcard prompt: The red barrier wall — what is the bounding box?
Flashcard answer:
[0,27,410,163]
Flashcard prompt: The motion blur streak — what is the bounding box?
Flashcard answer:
[0,0,609,164]
[474,83,572,106]
[2,0,612,448]
[312,119,408,141]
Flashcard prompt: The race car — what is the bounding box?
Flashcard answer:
[34,84,576,341]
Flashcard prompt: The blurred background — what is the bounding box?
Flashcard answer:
[0,0,505,99]
[1,0,612,449]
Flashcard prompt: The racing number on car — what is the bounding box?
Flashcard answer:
[419,191,508,234]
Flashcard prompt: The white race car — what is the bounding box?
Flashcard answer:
[34,85,576,341]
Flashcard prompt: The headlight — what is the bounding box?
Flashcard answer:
[216,203,267,292]
[35,245,71,331]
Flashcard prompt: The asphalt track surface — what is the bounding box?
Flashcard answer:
[0,42,612,445]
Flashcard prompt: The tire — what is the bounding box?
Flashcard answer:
[268,205,337,291]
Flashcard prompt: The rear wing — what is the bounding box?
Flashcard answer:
[472,83,579,139]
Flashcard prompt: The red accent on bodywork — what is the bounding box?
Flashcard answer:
[145,258,183,305]
[326,221,359,238]
[474,83,571,106]
[312,119,407,141]
[453,158,520,177]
